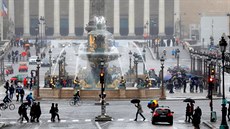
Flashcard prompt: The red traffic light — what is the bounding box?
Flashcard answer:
[209,77,214,82]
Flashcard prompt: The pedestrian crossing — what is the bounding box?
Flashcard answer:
[2,118,189,124]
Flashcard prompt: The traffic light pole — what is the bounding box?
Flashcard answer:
[95,61,112,121]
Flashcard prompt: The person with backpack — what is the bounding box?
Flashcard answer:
[26,93,35,107]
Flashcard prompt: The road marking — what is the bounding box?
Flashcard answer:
[129,119,134,121]
[85,119,91,122]
[9,121,16,124]
[60,120,66,122]
[117,118,124,121]
[178,120,185,123]
[72,120,79,122]
[47,120,51,123]
[95,122,102,129]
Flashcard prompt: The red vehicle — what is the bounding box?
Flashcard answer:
[18,62,28,72]
[151,106,174,125]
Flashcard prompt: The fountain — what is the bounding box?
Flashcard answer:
[77,16,121,89]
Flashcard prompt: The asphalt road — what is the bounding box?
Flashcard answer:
[0,99,214,129]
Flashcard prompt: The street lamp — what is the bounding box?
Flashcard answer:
[159,56,166,100]
[134,55,139,80]
[49,48,52,75]
[142,48,146,74]
[217,59,222,97]
[129,50,132,75]
[36,57,41,99]
[38,16,45,48]
[62,50,66,77]
[145,21,149,47]
[177,52,180,68]
[35,26,39,55]
[219,36,229,129]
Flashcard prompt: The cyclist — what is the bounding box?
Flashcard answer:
[26,93,35,107]
[3,94,11,103]
[73,90,80,102]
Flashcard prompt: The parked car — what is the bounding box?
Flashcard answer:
[5,64,14,74]
[151,106,174,125]
[41,57,51,67]
[18,62,28,72]
[29,56,38,65]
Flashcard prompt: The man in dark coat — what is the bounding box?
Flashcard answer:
[18,103,29,122]
[50,103,55,122]
[54,103,60,121]
[30,102,37,122]
[35,102,41,122]
[4,80,9,93]
[192,106,202,129]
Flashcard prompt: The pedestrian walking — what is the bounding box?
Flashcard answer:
[20,87,25,103]
[18,103,29,123]
[15,85,20,102]
[4,80,10,94]
[9,85,15,100]
[134,102,145,121]
[54,103,60,121]
[30,102,36,122]
[185,103,192,122]
[35,102,41,122]
[7,53,11,62]
[183,78,187,93]
[192,106,202,129]
[50,103,56,122]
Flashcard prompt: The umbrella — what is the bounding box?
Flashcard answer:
[164,74,172,81]
[21,51,27,57]
[183,98,195,103]
[130,98,140,104]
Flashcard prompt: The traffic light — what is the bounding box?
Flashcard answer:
[100,72,104,84]
[209,77,214,83]
[211,68,215,76]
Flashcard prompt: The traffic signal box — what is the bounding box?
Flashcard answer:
[209,68,215,84]
[100,71,104,84]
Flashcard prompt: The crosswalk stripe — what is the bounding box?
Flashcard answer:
[60,120,66,122]
[85,119,91,122]
[178,120,184,123]
[47,120,51,123]
[129,119,134,121]
[72,120,79,122]
[117,118,124,121]
[9,121,16,124]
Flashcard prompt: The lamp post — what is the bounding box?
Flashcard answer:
[134,55,138,80]
[62,50,66,77]
[39,16,45,48]
[142,48,146,74]
[95,59,112,121]
[145,21,149,47]
[35,26,39,55]
[159,56,166,100]
[217,59,222,97]
[177,53,180,68]
[129,50,132,75]
[49,48,52,75]
[36,57,41,99]
[219,36,229,129]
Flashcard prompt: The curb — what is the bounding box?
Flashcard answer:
[203,121,217,129]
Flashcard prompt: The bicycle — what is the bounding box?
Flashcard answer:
[0,102,15,110]
[69,97,82,106]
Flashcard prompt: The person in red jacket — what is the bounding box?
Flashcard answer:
[23,78,28,88]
